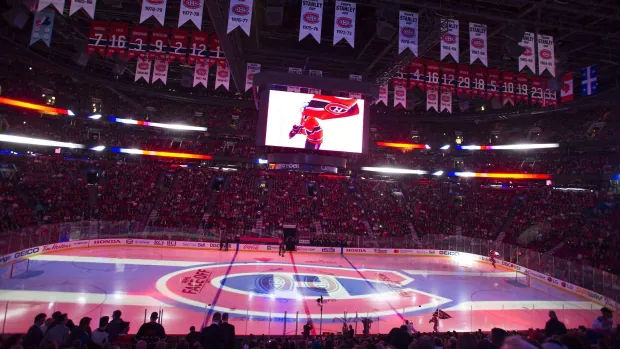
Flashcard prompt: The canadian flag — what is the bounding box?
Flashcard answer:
[560,73,574,103]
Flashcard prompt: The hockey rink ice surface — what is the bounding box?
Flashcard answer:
[1,245,616,335]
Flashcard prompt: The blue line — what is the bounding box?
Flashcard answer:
[203,245,239,327]
[342,254,405,321]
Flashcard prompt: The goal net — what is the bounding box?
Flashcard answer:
[9,259,30,278]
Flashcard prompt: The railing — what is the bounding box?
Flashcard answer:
[1,223,618,302]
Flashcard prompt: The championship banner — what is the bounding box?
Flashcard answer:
[537,34,555,76]
[245,63,260,92]
[87,21,109,56]
[440,87,452,113]
[69,0,96,19]
[308,69,322,94]
[543,80,557,108]
[30,9,55,47]
[151,59,169,85]
[426,87,438,112]
[440,19,459,62]
[530,76,543,106]
[560,73,573,103]
[188,31,208,65]
[425,60,440,88]
[149,27,169,61]
[486,69,500,100]
[207,34,225,66]
[140,0,168,26]
[299,0,324,43]
[377,83,388,105]
[349,74,362,99]
[515,74,529,104]
[215,60,230,90]
[501,71,515,106]
[469,22,487,66]
[334,1,356,48]
[193,62,208,87]
[394,85,406,109]
[440,63,456,92]
[135,56,151,82]
[398,11,418,56]
[179,0,204,30]
[106,22,128,59]
[168,29,188,63]
[37,0,65,13]
[470,66,486,99]
[408,58,425,91]
[518,32,535,73]
[456,65,470,98]
[127,25,149,61]
[227,0,253,36]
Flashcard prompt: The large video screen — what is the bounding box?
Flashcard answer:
[265,90,365,153]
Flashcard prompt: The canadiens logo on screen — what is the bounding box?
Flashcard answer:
[303,12,320,24]
[232,4,250,16]
[325,102,353,115]
[184,0,200,9]
[156,263,449,318]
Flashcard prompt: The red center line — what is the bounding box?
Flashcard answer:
[289,252,317,335]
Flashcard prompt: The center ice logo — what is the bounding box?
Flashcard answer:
[156,263,450,319]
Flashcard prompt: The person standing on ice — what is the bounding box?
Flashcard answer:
[429,312,439,332]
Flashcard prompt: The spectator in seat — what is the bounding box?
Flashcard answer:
[201,312,223,349]
[220,313,236,349]
[43,312,69,348]
[23,313,46,349]
[136,312,166,346]
[591,307,613,332]
[544,311,567,337]
[106,310,123,343]
[186,326,201,347]
[91,316,109,348]
[68,317,91,347]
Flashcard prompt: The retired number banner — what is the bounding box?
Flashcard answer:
[107,22,128,59]
[128,25,149,61]
[470,66,486,99]
[149,27,169,61]
[501,71,515,106]
[188,31,208,65]
[208,34,225,66]
[168,29,188,63]
[515,74,529,104]
[87,21,108,56]
[486,69,500,100]
[440,63,456,93]
[425,60,440,88]
[408,58,425,91]
[543,80,557,108]
[457,65,470,98]
[530,76,544,106]
[392,69,407,88]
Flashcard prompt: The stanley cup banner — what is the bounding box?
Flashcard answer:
[227,0,253,36]
[151,59,169,85]
[456,64,471,98]
[299,0,323,43]
[394,85,406,108]
[377,83,388,105]
[518,32,535,73]
[486,69,500,100]
[37,0,65,13]
[106,22,129,60]
[168,29,189,63]
[408,58,425,91]
[426,87,438,112]
[398,11,418,56]
[469,22,487,66]
[135,56,151,82]
[440,19,459,62]
[127,25,149,61]
[245,62,260,92]
[69,0,97,19]
[440,87,452,113]
[193,61,208,87]
[140,0,168,26]
[215,60,230,90]
[179,0,204,30]
[440,63,456,93]
[501,71,515,106]
[537,34,555,76]
[30,8,55,47]
[87,21,109,56]
[334,1,356,47]
[515,73,529,104]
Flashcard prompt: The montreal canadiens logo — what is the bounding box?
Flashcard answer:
[304,12,320,24]
[336,17,352,28]
[428,93,437,100]
[196,68,206,76]
[442,33,456,44]
[522,47,532,56]
[540,49,551,59]
[232,4,250,16]
[471,38,484,48]
[155,263,449,319]
[147,0,164,4]
[184,0,200,9]
[155,63,166,72]
[218,70,229,78]
[401,27,415,38]
[442,95,450,102]
[325,103,351,114]
[138,62,149,70]
[395,90,405,97]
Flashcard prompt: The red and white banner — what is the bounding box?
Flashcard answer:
[518,32,535,73]
[188,31,208,65]
[470,66,486,98]
[515,74,529,104]
[179,0,204,30]
[440,19,459,62]
[394,85,406,108]
[426,87,438,112]
[38,0,65,13]
[168,29,188,63]
[543,83,557,108]
[215,60,230,90]
[307,69,322,94]
[140,0,168,26]
[486,69,500,100]
[425,60,440,88]
[408,58,425,91]
[207,34,225,66]
[127,25,149,61]
[377,83,388,105]
[456,65,470,98]
[69,0,96,18]
[299,0,323,43]
[501,71,515,106]
[398,10,418,56]
[227,0,253,36]
[151,59,168,85]
[106,22,128,59]
[193,62,208,87]
[87,21,108,56]
[334,1,356,48]
[537,34,555,76]
[245,62,260,92]
[349,74,362,99]
[148,27,168,61]
[440,87,452,113]
[530,76,544,106]
[392,69,407,88]
[469,22,487,66]
[560,73,574,103]
[440,63,456,93]
[135,57,151,82]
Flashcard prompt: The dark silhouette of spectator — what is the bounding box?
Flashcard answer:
[91,316,109,348]
[106,310,124,343]
[68,317,91,347]
[186,326,201,347]
[544,311,567,337]
[43,312,69,348]
[220,313,236,349]
[201,312,223,349]
[23,313,46,349]
[135,312,166,346]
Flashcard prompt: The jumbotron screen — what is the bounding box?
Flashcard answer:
[264,90,365,153]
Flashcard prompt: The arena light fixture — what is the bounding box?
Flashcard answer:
[0,97,74,116]
[108,117,207,132]
[440,145,450,150]
[88,114,103,120]
[361,167,427,175]
[450,171,551,180]
[457,143,559,150]
[90,145,106,151]
[432,170,444,176]
[376,142,429,150]
[0,134,84,149]
[109,147,213,160]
